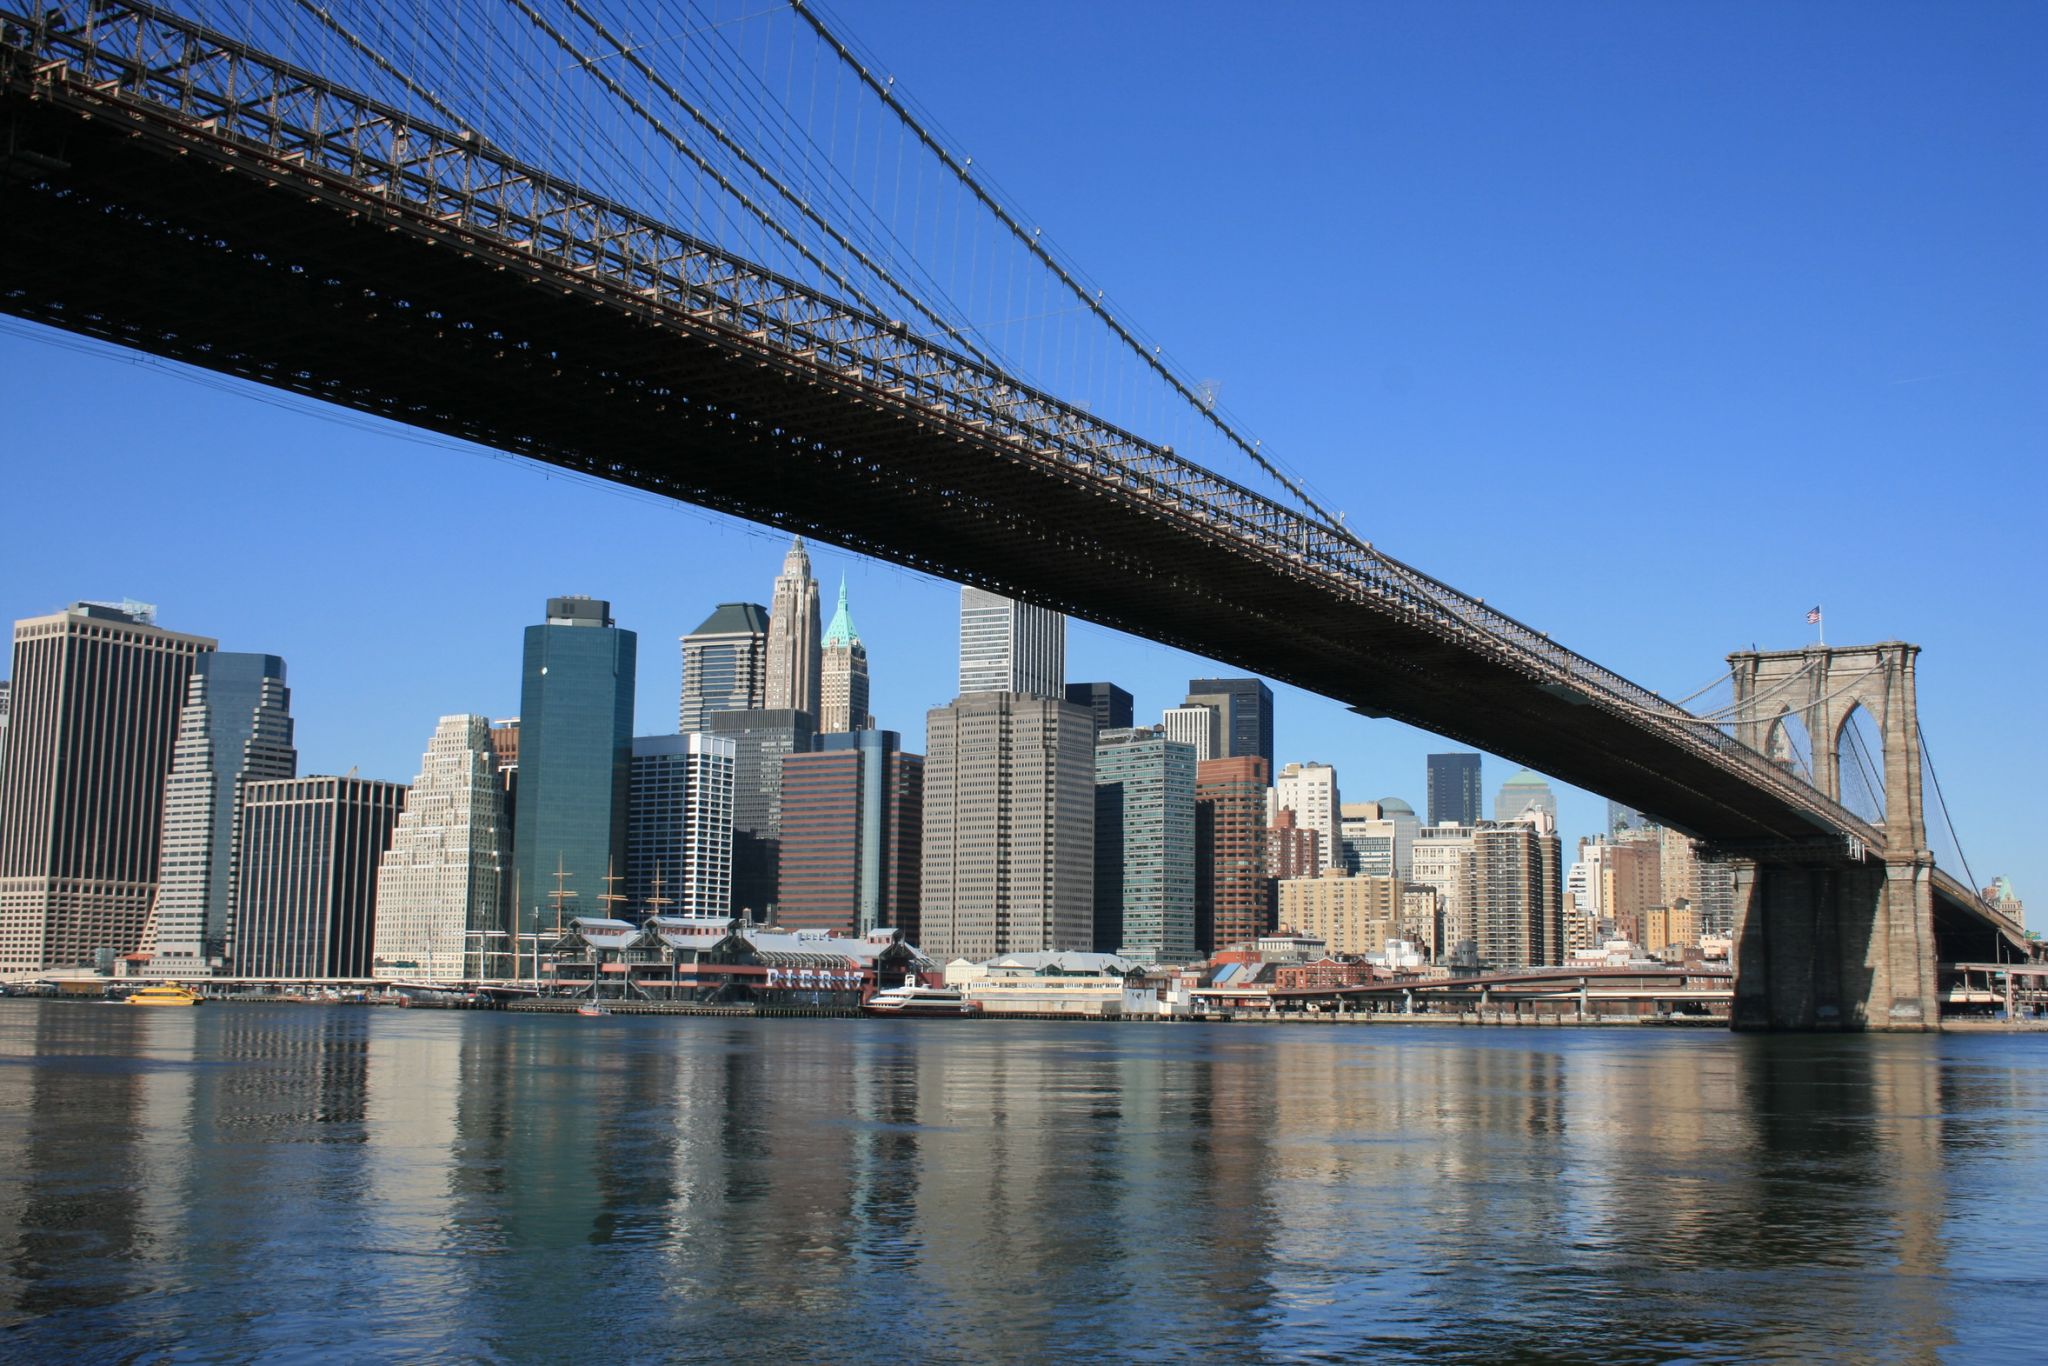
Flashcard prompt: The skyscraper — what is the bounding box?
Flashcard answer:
[1426,753,1483,827]
[1274,761,1342,874]
[779,730,922,938]
[1183,678,1274,775]
[1196,755,1270,955]
[764,537,823,721]
[1064,682,1134,738]
[920,691,1094,961]
[678,603,767,733]
[0,602,213,972]
[1495,769,1559,823]
[708,708,814,917]
[1093,728,1197,962]
[232,775,406,979]
[510,597,635,944]
[0,679,10,782]
[959,587,1064,699]
[628,733,735,920]
[372,715,508,982]
[1161,705,1218,761]
[146,653,296,976]
[819,578,871,734]
[1412,822,1477,966]
[1472,813,1565,971]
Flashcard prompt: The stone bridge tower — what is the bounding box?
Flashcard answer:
[1722,642,1936,1030]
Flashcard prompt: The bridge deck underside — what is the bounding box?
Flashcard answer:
[0,90,2005,904]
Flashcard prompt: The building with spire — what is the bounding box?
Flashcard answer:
[819,578,871,734]
[679,603,768,733]
[764,537,822,722]
[144,653,296,976]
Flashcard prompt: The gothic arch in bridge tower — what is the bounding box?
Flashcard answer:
[1762,708,1812,781]
[1833,702,1888,825]
[1726,643,1923,853]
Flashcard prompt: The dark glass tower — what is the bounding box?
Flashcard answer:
[1426,752,1483,827]
[1064,682,1134,738]
[510,597,636,946]
[1184,677,1274,776]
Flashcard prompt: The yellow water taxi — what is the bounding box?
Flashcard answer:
[125,984,203,1007]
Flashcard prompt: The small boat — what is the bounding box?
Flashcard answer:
[575,1003,612,1017]
[862,984,977,1017]
[126,984,203,1007]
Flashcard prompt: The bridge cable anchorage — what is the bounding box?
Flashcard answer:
[1919,729,1979,893]
[789,0,1351,538]
[546,0,1001,371]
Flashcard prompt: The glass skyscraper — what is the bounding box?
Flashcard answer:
[678,602,767,733]
[959,587,1064,699]
[510,597,636,942]
[146,652,296,975]
[1183,678,1274,776]
[1427,752,1483,827]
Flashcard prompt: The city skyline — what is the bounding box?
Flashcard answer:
[0,0,2038,905]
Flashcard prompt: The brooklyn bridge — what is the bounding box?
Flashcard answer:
[0,0,2029,1027]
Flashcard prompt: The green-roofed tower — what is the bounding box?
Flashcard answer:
[820,577,871,733]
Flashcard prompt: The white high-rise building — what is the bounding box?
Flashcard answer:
[1161,705,1217,761]
[372,715,508,982]
[958,587,1064,700]
[764,537,822,720]
[1274,761,1342,874]
[819,578,871,734]
[628,733,736,919]
[143,653,296,976]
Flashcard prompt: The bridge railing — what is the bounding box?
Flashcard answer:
[4,0,1889,858]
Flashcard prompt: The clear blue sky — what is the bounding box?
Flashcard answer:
[2,2,2042,910]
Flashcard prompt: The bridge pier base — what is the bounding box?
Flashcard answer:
[1731,857,1938,1031]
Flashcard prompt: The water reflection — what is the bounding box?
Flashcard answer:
[1,1003,2045,1360]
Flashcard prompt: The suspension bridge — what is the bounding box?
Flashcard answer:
[0,0,2028,1027]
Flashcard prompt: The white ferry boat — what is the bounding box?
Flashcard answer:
[862,984,978,1018]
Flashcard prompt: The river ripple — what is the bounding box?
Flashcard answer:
[1,1001,2045,1363]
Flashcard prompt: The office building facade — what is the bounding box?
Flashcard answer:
[1064,682,1134,738]
[1093,729,1197,963]
[146,653,296,976]
[709,707,815,917]
[920,692,1094,961]
[1472,814,1565,971]
[1196,755,1270,954]
[627,733,736,922]
[678,602,768,732]
[1183,677,1274,775]
[959,587,1064,699]
[764,537,822,721]
[510,597,635,941]
[1413,822,1477,966]
[1161,705,1218,761]
[1426,752,1483,827]
[1495,769,1558,823]
[0,602,214,971]
[1274,761,1342,874]
[779,730,922,937]
[232,775,405,979]
[372,715,507,982]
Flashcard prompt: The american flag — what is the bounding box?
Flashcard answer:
[1807,606,1822,625]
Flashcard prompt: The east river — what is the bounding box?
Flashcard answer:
[2,1004,2046,1362]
